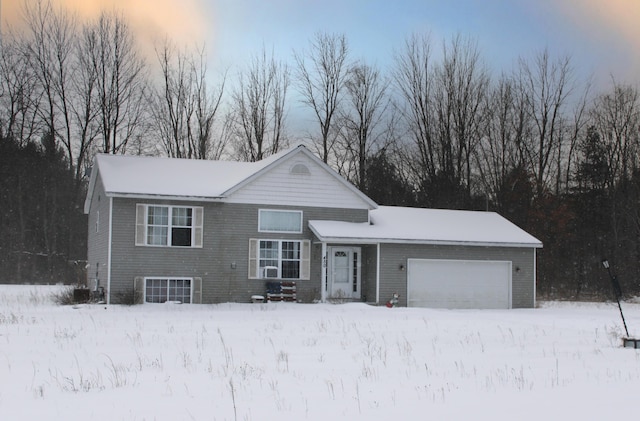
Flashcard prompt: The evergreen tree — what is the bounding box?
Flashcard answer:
[364,150,416,206]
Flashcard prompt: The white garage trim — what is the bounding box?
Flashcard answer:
[407,259,512,309]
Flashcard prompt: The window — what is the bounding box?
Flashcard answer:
[259,209,302,233]
[259,240,300,278]
[135,204,203,247]
[249,239,310,280]
[144,278,191,303]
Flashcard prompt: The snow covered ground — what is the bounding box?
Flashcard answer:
[1,285,639,421]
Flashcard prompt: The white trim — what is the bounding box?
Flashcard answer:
[321,242,327,302]
[221,145,378,210]
[258,209,303,233]
[533,248,537,308]
[138,204,203,248]
[142,276,194,304]
[107,192,225,202]
[107,197,113,305]
[308,233,541,248]
[376,243,380,304]
[327,246,362,299]
[253,239,309,280]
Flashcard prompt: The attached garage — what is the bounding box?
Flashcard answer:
[407,259,511,309]
[310,206,542,309]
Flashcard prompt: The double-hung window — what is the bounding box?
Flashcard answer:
[249,239,310,280]
[251,209,309,279]
[136,204,203,247]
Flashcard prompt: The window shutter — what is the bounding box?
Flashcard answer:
[193,207,204,248]
[300,240,311,280]
[135,204,146,246]
[192,277,202,304]
[134,276,144,304]
[248,239,258,279]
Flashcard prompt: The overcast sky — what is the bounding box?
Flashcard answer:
[3,0,639,90]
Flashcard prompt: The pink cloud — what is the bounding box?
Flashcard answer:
[2,0,212,60]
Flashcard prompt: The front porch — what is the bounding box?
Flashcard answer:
[316,242,380,304]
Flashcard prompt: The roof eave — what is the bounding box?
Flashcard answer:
[105,192,226,202]
[311,235,542,248]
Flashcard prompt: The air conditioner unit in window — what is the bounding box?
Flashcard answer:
[262,266,278,279]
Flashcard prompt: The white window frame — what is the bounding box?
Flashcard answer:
[249,238,311,280]
[135,204,203,248]
[143,277,193,304]
[259,240,301,279]
[258,209,303,233]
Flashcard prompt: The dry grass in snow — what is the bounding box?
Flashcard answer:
[1,285,639,420]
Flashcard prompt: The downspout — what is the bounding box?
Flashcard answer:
[321,242,327,302]
[376,243,380,304]
[107,197,113,305]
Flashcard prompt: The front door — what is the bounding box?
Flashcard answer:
[328,247,361,299]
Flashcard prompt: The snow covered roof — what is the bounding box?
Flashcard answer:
[309,206,542,248]
[83,144,378,212]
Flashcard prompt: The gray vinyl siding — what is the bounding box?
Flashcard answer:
[86,174,110,290]
[108,199,368,304]
[361,245,378,303]
[378,243,536,308]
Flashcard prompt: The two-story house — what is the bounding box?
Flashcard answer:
[84,145,542,308]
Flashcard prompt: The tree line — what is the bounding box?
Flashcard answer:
[1,0,639,298]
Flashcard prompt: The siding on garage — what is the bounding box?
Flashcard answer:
[378,243,536,308]
[361,244,378,303]
[109,198,369,304]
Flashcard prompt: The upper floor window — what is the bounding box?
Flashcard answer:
[135,204,203,247]
[258,209,303,233]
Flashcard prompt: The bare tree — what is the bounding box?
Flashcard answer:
[560,79,591,192]
[393,33,437,186]
[0,32,41,145]
[72,21,102,177]
[87,11,146,155]
[192,50,226,160]
[515,48,575,196]
[590,80,640,186]
[433,34,489,193]
[336,62,390,190]
[294,32,349,163]
[151,40,226,159]
[22,0,77,168]
[230,46,289,162]
[475,75,524,205]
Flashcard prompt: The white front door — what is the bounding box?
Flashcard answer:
[328,247,361,299]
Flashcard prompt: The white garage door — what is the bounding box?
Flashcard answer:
[407,259,511,309]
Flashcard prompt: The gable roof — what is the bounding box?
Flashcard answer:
[309,206,542,248]
[84,145,377,213]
